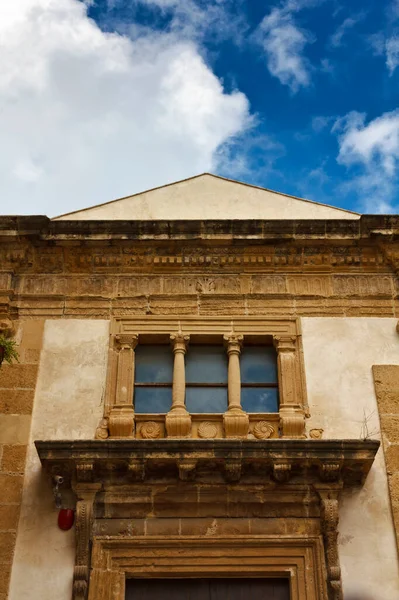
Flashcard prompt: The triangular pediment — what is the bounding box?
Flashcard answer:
[53,173,359,221]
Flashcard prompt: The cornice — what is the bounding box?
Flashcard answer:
[1,215,399,242]
[35,438,379,486]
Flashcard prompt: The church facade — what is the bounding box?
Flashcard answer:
[0,174,399,600]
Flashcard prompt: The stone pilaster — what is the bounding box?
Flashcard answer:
[273,335,305,438]
[165,333,191,437]
[108,334,138,438]
[223,334,248,438]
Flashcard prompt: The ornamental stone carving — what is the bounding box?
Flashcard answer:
[253,421,274,439]
[140,421,161,439]
[198,422,218,439]
[310,428,324,439]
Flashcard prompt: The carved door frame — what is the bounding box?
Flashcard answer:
[88,536,328,600]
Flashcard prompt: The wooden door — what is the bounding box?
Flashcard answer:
[125,577,290,599]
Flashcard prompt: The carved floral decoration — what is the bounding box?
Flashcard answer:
[195,278,216,294]
[140,421,161,439]
[198,421,218,439]
[253,421,275,439]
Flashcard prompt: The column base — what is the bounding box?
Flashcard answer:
[279,406,306,438]
[108,405,135,438]
[223,407,249,438]
[165,407,192,437]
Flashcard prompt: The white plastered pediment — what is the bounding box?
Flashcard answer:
[53,173,360,221]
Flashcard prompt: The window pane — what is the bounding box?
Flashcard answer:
[241,346,278,383]
[135,345,173,383]
[241,388,279,413]
[186,346,228,383]
[134,387,172,413]
[186,387,228,413]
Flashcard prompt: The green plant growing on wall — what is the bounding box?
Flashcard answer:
[0,334,19,367]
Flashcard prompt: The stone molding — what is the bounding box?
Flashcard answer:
[88,536,327,600]
[100,316,308,440]
[35,438,379,487]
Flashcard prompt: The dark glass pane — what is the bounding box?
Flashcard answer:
[241,388,279,413]
[134,387,172,413]
[186,387,228,413]
[135,345,173,383]
[241,346,278,383]
[186,345,228,383]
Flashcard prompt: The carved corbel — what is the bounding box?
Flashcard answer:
[224,459,242,482]
[177,459,197,481]
[128,459,145,481]
[76,462,94,483]
[73,484,101,600]
[319,463,342,483]
[108,334,138,438]
[272,462,291,483]
[273,335,306,439]
[317,489,343,600]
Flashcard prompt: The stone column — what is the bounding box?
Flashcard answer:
[165,333,191,437]
[223,334,249,438]
[108,334,138,438]
[273,335,305,438]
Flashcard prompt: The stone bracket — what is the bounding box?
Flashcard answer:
[72,484,101,600]
[315,486,343,600]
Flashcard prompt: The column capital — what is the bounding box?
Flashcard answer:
[223,333,243,355]
[170,333,189,354]
[273,334,296,353]
[114,334,138,351]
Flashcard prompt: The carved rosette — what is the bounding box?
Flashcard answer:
[253,421,274,439]
[140,421,161,439]
[198,421,218,439]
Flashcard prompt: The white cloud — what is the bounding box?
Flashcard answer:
[257,3,313,92]
[334,110,399,212]
[329,13,364,48]
[0,0,251,216]
[312,115,334,132]
[386,34,399,73]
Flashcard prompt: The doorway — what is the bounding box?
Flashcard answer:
[125,577,290,599]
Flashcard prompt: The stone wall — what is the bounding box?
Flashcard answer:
[8,320,109,600]
[373,365,399,556]
[301,317,399,599]
[6,316,399,600]
[0,320,43,600]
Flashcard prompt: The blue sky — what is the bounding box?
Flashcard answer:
[0,0,398,215]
